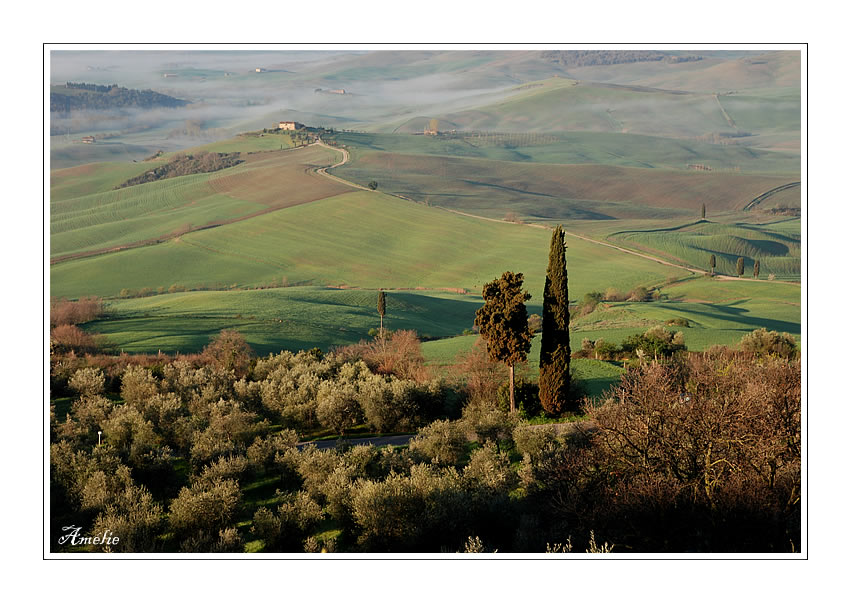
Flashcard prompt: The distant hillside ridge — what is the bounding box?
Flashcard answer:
[51,82,189,113]
[541,50,703,67]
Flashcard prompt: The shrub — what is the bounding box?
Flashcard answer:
[169,478,242,536]
[628,286,650,302]
[666,317,690,327]
[50,296,104,327]
[739,328,798,359]
[496,378,541,418]
[201,329,255,376]
[512,423,561,462]
[603,288,627,302]
[408,419,468,466]
[69,367,105,397]
[316,379,364,435]
[50,324,103,354]
[621,326,686,361]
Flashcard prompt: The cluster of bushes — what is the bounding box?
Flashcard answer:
[531,350,801,553]
[50,297,108,356]
[572,287,659,317]
[50,325,800,553]
[573,326,797,364]
[116,151,243,189]
[573,326,686,362]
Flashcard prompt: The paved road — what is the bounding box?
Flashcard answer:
[296,434,415,450]
[295,420,596,451]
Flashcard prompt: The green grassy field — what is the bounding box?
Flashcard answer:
[51,189,691,301]
[391,77,800,144]
[87,287,482,355]
[333,150,799,222]
[330,130,801,173]
[50,145,347,259]
[607,219,801,278]
[422,274,800,363]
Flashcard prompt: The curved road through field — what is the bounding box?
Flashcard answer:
[311,145,795,284]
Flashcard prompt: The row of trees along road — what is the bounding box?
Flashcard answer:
[473,226,572,414]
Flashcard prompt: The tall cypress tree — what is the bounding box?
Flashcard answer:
[709,254,716,275]
[377,290,386,335]
[539,225,571,415]
[753,260,760,279]
[737,257,745,277]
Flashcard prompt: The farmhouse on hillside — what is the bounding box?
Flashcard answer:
[278,121,305,131]
[81,136,95,144]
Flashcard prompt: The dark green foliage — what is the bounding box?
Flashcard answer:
[737,256,745,277]
[754,259,761,279]
[709,254,716,274]
[51,83,189,113]
[701,203,706,219]
[377,290,386,317]
[497,378,541,418]
[539,226,571,415]
[739,328,798,359]
[116,152,242,189]
[368,180,379,190]
[474,272,533,412]
[621,326,686,361]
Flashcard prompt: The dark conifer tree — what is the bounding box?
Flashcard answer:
[753,260,760,279]
[710,254,716,275]
[539,226,571,415]
[737,257,745,277]
[474,272,533,413]
[701,203,706,219]
[377,290,386,335]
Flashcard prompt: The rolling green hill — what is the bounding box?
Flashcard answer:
[50,189,691,300]
[333,151,799,221]
[50,144,348,260]
[608,219,801,279]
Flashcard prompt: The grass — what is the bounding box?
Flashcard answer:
[50,145,348,259]
[423,274,800,364]
[85,287,483,355]
[51,189,690,300]
[608,219,801,278]
[331,130,800,173]
[334,151,799,222]
[417,77,798,143]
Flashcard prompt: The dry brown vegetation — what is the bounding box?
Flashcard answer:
[50,296,104,327]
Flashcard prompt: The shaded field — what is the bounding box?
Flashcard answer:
[85,287,483,355]
[334,151,799,221]
[50,145,348,259]
[331,130,801,173]
[608,219,801,278]
[51,190,690,300]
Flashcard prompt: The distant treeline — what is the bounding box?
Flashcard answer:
[116,152,242,188]
[541,50,703,67]
[51,83,189,113]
